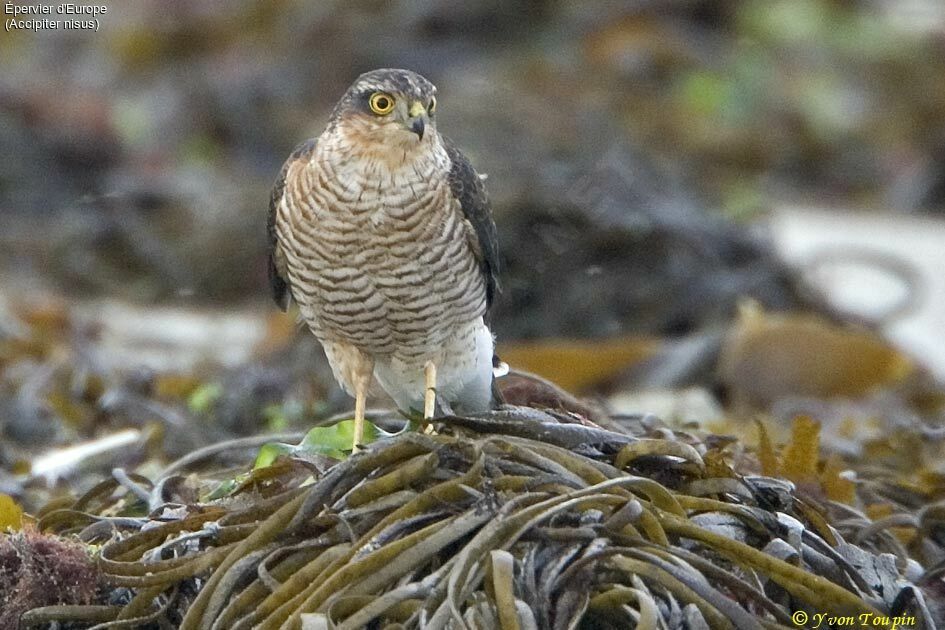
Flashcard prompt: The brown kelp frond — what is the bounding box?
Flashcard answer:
[21,407,940,628]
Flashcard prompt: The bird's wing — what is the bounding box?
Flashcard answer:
[442,137,500,309]
[268,137,317,311]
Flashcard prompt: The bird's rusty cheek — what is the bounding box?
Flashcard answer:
[338,117,399,148]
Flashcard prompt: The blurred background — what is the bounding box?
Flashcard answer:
[2,0,945,496]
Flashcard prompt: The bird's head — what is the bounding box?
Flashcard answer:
[329,68,438,153]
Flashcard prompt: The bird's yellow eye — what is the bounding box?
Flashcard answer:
[369,92,395,115]
[428,96,437,114]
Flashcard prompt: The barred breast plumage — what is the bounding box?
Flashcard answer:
[279,136,486,357]
[268,69,500,426]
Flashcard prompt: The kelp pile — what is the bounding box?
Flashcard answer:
[16,407,940,629]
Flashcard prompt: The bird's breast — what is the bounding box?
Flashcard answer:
[278,149,487,360]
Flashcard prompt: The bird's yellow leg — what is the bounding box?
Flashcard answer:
[423,360,437,419]
[353,380,367,451]
[423,360,437,433]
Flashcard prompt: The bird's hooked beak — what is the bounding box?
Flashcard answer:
[407,101,427,140]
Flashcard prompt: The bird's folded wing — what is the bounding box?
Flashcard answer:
[442,136,501,310]
[268,137,317,311]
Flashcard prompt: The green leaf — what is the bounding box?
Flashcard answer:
[679,71,731,118]
[254,419,387,470]
[253,442,295,469]
[262,403,289,432]
[299,420,379,454]
[206,476,243,500]
[188,383,223,414]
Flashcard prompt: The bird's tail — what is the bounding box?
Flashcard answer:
[490,354,509,408]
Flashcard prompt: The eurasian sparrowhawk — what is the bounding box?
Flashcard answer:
[268,68,500,448]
